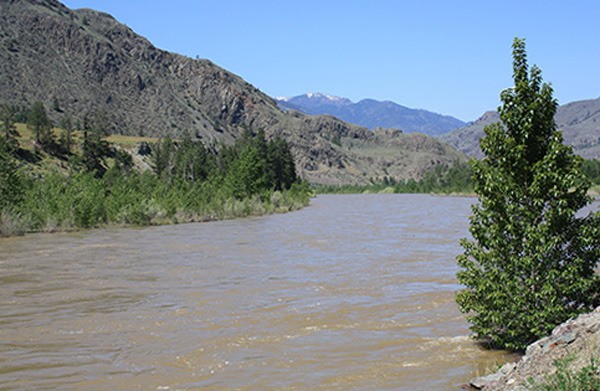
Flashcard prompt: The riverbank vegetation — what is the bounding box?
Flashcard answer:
[456,39,600,352]
[0,103,310,237]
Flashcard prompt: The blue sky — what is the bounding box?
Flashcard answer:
[62,1,600,121]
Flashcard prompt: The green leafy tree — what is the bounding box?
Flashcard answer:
[27,101,54,148]
[456,38,600,351]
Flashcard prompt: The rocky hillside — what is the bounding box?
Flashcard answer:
[441,98,600,159]
[277,93,466,136]
[0,0,466,184]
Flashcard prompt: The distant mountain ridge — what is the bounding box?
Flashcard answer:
[276,93,466,136]
[441,98,600,159]
[0,0,467,185]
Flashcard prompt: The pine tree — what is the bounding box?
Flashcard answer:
[0,104,19,152]
[27,101,53,148]
[0,140,24,209]
[81,111,111,176]
[59,113,74,154]
[267,136,297,190]
[456,38,600,351]
[152,137,175,178]
[225,144,268,199]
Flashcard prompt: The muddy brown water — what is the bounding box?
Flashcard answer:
[0,194,536,390]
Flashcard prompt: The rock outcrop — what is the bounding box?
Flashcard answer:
[470,306,600,390]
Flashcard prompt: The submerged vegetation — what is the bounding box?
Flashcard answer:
[0,102,310,237]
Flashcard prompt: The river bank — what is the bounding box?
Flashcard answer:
[0,188,311,238]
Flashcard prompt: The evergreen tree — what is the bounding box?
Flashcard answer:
[174,131,209,182]
[225,143,268,199]
[1,104,19,152]
[88,110,110,143]
[81,111,111,176]
[27,101,53,148]
[81,130,101,175]
[456,38,600,351]
[152,137,175,178]
[216,142,240,176]
[113,149,134,173]
[267,136,297,190]
[59,113,74,154]
[0,140,24,209]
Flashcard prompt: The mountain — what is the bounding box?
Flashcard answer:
[441,98,600,159]
[276,93,354,113]
[0,0,466,184]
[276,93,466,136]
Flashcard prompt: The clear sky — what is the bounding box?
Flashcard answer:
[61,0,600,122]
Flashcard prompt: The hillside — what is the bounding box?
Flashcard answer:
[0,0,467,185]
[277,93,466,136]
[441,98,600,159]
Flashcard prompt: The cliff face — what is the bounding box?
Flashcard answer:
[0,0,466,184]
[0,0,279,141]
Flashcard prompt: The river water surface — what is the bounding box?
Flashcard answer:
[1,194,522,390]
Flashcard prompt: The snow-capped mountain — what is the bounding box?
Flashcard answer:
[276,93,466,136]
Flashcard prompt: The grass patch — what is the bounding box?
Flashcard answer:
[106,134,158,147]
[527,355,600,391]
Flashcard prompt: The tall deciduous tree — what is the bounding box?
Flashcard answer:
[456,38,600,351]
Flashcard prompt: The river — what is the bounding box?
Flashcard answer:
[1,194,524,390]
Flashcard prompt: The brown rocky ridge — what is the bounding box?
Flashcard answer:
[441,98,600,160]
[0,0,466,185]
